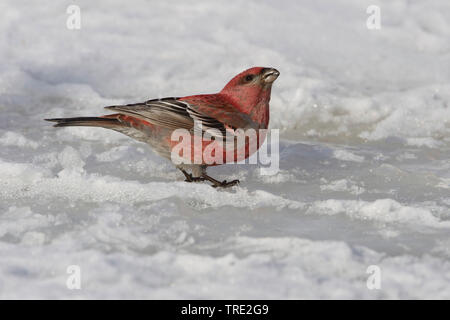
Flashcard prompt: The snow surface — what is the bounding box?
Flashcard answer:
[1,0,450,299]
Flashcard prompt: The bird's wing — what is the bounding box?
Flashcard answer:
[105,97,194,131]
[181,95,259,133]
[105,96,255,140]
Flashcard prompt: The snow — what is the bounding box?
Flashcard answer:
[1,0,449,299]
[333,150,365,163]
[310,199,450,228]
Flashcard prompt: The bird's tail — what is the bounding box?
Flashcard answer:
[45,117,121,128]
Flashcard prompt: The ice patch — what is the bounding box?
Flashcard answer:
[320,178,365,195]
[406,137,442,148]
[333,149,365,163]
[309,199,450,228]
[0,159,51,182]
[256,169,298,184]
[0,159,303,210]
[1,235,449,299]
[0,132,39,149]
[0,206,58,239]
[95,146,132,162]
[437,178,450,189]
[58,146,85,172]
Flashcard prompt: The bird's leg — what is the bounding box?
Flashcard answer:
[179,168,205,183]
[201,173,240,188]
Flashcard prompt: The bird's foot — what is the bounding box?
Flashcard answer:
[211,179,240,188]
[180,169,239,188]
[200,173,240,188]
[180,169,205,183]
[186,176,206,183]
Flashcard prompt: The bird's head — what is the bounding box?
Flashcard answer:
[220,67,280,112]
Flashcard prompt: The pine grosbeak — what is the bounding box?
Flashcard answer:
[46,67,280,187]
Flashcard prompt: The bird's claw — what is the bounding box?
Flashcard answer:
[212,179,240,188]
[184,173,206,183]
[180,169,239,188]
[186,177,206,183]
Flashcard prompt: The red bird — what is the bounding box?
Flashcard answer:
[46,67,280,187]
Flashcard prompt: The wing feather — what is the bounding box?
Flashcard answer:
[104,95,255,142]
[105,98,193,130]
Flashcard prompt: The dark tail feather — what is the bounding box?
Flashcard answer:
[45,117,121,128]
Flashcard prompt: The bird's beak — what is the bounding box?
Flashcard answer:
[262,68,280,84]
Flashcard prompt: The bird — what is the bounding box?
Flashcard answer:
[45,67,280,188]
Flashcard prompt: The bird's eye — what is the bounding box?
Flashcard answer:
[244,74,254,82]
